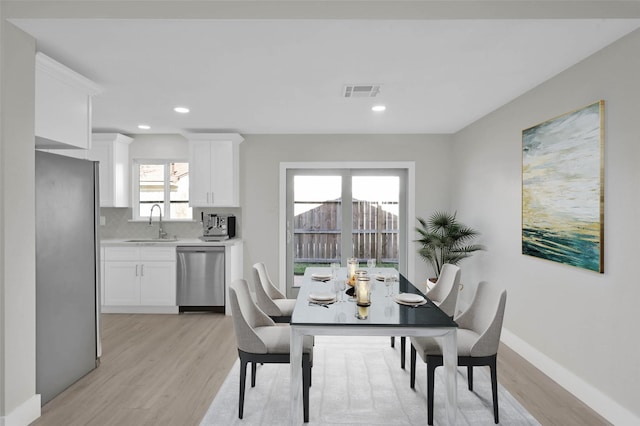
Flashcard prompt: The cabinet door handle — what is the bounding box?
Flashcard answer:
[210,192,214,204]
[135,265,139,277]
[141,264,145,276]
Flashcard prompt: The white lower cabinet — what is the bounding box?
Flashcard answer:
[140,262,176,305]
[104,261,140,305]
[103,246,176,312]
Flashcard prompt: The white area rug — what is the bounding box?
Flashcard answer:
[200,336,540,425]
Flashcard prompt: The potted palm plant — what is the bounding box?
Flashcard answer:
[415,211,485,280]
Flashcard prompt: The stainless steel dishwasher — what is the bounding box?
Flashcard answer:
[176,246,225,313]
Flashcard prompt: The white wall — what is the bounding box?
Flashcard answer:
[239,134,453,292]
[0,20,41,424]
[451,28,640,424]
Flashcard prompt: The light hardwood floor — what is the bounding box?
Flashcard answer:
[32,313,610,426]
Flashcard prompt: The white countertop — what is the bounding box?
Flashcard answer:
[100,237,242,247]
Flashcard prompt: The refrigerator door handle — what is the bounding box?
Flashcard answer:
[94,160,102,360]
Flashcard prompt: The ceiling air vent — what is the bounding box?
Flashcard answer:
[343,84,381,98]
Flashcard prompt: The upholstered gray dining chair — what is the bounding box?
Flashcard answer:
[425,263,462,317]
[409,281,507,425]
[252,262,296,323]
[393,263,461,368]
[228,279,313,422]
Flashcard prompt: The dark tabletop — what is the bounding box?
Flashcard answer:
[291,267,458,329]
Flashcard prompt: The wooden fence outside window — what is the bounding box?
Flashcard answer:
[293,200,399,264]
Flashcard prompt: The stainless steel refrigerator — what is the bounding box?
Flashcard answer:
[35,151,100,405]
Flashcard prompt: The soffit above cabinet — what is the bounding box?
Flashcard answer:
[35,52,102,149]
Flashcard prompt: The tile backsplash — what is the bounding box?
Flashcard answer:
[99,207,241,240]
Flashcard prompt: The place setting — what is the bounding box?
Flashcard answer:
[310,273,332,282]
[307,292,337,308]
[393,292,429,308]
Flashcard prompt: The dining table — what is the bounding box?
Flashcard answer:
[289,266,459,425]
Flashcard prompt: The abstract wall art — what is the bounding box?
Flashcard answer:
[522,101,604,273]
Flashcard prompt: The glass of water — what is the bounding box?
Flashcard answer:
[367,258,376,270]
[334,279,346,302]
[384,274,395,297]
[330,262,340,280]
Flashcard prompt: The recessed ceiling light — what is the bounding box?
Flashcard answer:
[174,106,190,113]
[138,124,150,130]
[372,105,386,112]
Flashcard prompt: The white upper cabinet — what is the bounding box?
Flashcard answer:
[35,52,102,149]
[90,133,133,207]
[184,133,244,207]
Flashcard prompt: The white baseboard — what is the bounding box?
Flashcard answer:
[0,394,41,426]
[501,328,640,425]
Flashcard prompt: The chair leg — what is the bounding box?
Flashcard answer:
[427,359,437,426]
[490,356,499,424]
[251,362,257,387]
[390,336,395,348]
[467,365,473,391]
[400,336,406,369]
[239,358,248,419]
[410,344,417,389]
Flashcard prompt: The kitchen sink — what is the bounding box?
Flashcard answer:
[124,238,179,243]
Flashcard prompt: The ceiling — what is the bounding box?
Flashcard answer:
[12,17,640,135]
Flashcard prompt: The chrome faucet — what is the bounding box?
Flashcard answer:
[149,204,168,239]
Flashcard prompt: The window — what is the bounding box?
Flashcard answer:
[285,167,407,294]
[133,160,192,220]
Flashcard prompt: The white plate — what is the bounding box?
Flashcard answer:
[395,293,425,304]
[394,298,427,307]
[308,297,336,305]
[311,273,332,281]
[309,292,335,302]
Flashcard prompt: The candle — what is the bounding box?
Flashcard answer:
[347,257,358,286]
[357,305,369,319]
[356,276,371,305]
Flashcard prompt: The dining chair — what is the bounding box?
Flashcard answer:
[392,264,461,368]
[252,262,296,323]
[425,263,462,317]
[409,281,507,425]
[229,279,313,422]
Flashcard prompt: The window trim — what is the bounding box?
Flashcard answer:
[132,158,190,221]
[279,161,416,293]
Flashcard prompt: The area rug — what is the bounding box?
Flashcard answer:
[200,336,540,425]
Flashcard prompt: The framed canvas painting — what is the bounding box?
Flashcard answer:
[522,100,604,273]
